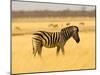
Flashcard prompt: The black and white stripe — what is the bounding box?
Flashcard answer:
[32,26,80,56]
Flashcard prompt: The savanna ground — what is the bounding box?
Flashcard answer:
[12,17,96,74]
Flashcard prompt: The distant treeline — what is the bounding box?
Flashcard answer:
[12,10,95,18]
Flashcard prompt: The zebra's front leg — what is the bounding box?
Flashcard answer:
[61,46,65,55]
[56,46,60,56]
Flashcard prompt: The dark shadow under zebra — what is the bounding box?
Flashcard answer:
[32,26,80,56]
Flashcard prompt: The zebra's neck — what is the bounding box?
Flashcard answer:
[61,29,72,44]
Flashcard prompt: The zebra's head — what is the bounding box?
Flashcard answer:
[61,26,80,43]
[71,26,80,43]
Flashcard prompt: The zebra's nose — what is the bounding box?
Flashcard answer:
[76,38,80,43]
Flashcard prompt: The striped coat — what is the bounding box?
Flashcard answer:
[32,26,80,56]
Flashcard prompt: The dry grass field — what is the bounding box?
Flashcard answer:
[12,17,96,74]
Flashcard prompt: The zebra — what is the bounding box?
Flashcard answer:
[32,26,80,56]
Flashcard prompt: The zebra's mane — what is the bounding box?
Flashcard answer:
[61,26,79,32]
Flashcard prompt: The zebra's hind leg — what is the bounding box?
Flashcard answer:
[38,45,43,57]
[32,39,38,56]
[61,47,65,55]
[56,46,60,56]
[33,44,42,57]
[33,49,38,56]
[32,38,35,55]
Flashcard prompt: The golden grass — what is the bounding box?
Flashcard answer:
[12,17,95,35]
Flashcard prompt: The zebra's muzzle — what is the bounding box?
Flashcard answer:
[76,38,80,43]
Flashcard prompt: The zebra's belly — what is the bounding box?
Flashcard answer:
[43,44,57,48]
